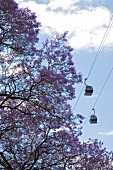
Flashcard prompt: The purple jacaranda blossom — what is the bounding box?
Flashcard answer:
[0,0,113,169]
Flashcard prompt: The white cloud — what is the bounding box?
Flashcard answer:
[15,0,113,50]
[82,0,105,4]
[16,0,24,3]
[48,0,80,9]
[98,130,113,136]
[84,0,93,2]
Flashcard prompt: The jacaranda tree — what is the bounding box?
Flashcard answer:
[0,0,113,169]
[69,139,113,169]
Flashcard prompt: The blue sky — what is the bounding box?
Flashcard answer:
[16,0,113,151]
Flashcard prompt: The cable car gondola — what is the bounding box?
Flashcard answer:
[84,78,94,96]
[89,108,97,124]
[85,85,93,96]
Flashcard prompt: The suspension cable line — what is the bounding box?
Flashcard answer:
[87,15,113,80]
[73,14,113,111]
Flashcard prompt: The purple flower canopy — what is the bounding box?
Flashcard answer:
[0,0,113,169]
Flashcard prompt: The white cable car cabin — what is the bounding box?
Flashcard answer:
[89,114,97,124]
